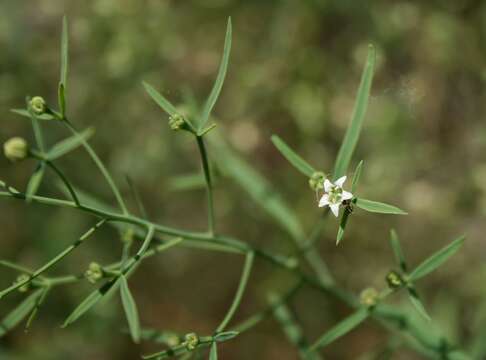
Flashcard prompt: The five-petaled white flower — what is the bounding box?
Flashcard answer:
[318,176,353,217]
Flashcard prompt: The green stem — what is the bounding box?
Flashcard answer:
[196,135,215,236]
[46,161,80,206]
[63,119,128,215]
[0,219,106,299]
[216,251,254,332]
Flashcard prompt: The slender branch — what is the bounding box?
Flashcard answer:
[216,251,254,332]
[196,135,215,235]
[46,160,80,206]
[0,219,106,299]
[62,119,128,215]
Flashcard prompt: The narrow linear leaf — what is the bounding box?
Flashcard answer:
[142,81,178,116]
[62,278,119,327]
[308,307,368,352]
[351,160,363,193]
[0,289,43,337]
[407,286,430,321]
[271,135,316,177]
[409,236,465,282]
[58,16,69,116]
[333,45,375,180]
[168,173,207,192]
[11,108,56,121]
[25,287,50,331]
[60,16,69,87]
[26,162,46,202]
[355,198,407,215]
[210,137,305,241]
[47,127,95,160]
[209,342,218,360]
[336,207,352,245]
[214,331,239,342]
[199,17,232,131]
[120,275,141,343]
[390,229,408,272]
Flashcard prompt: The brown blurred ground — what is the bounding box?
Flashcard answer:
[0,1,485,359]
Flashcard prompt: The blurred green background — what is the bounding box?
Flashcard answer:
[1,0,485,359]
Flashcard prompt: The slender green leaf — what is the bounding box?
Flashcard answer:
[26,162,46,202]
[407,286,430,321]
[58,84,66,118]
[0,289,43,337]
[271,135,316,177]
[355,198,407,215]
[62,278,119,327]
[333,45,375,180]
[11,108,56,121]
[142,81,178,116]
[168,173,207,192]
[390,229,407,272]
[336,207,352,245]
[409,236,465,281]
[209,342,218,360]
[25,287,50,331]
[58,16,69,116]
[214,331,239,342]
[351,160,363,193]
[308,308,368,352]
[47,127,95,160]
[199,18,232,131]
[60,16,68,87]
[120,275,141,343]
[210,137,305,241]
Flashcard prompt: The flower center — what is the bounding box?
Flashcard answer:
[328,186,343,204]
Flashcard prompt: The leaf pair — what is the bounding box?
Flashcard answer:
[143,18,232,135]
[389,231,465,320]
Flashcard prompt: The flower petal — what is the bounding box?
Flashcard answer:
[318,194,329,208]
[324,179,333,192]
[342,191,353,201]
[330,203,340,217]
[335,176,347,188]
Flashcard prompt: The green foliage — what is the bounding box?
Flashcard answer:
[0,14,476,360]
[271,135,316,177]
[333,45,375,180]
[355,198,407,215]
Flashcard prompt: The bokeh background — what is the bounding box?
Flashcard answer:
[1,1,485,359]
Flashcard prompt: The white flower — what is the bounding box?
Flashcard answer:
[318,176,353,217]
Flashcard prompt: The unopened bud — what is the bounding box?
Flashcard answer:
[360,287,379,307]
[30,96,47,115]
[386,270,404,289]
[4,137,28,162]
[169,114,187,131]
[84,262,103,284]
[184,332,199,351]
[309,171,326,191]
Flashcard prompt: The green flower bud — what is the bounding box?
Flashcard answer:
[184,332,199,351]
[386,270,404,289]
[169,114,187,131]
[30,96,47,115]
[309,171,326,191]
[359,287,379,307]
[84,262,104,284]
[15,274,31,293]
[4,137,29,162]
